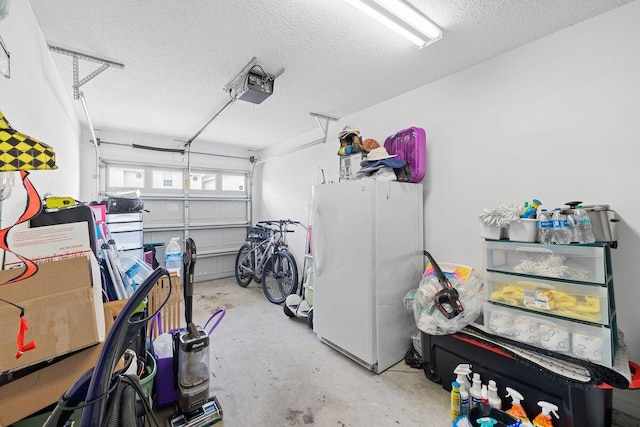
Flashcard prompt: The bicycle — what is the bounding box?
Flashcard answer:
[234,219,301,304]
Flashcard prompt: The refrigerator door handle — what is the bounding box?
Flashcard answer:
[312,207,322,276]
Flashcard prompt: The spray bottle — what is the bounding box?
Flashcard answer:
[532,401,559,427]
[487,380,502,409]
[470,373,483,407]
[454,364,472,394]
[476,417,498,427]
[454,364,472,415]
[505,387,530,424]
[522,199,542,218]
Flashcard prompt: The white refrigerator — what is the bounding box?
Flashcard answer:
[311,180,424,374]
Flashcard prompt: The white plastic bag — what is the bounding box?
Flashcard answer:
[413,263,483,335]
[153,333,173,358]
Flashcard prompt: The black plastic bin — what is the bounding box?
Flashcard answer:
[421,331,612,427]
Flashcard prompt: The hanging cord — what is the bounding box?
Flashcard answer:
[53,364,161,427]
[0,298,36,359]
[0,297,24,316]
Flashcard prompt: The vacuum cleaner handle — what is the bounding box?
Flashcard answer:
[183,238,196,325]
[423,251,465,319]
[80,267,171,427]
[44,369,94,427]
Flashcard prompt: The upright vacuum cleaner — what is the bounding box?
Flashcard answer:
[168,238,223,427]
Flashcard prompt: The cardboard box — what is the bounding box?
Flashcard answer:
[3,222,93,269]
[0,344,103,427]
[0,257,101,372]
[0,302,117,426]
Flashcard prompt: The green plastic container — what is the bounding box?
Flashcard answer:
[140,351,157,405]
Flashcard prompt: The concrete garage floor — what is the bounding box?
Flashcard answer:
[154,277,639,427]
[154,276,450,426]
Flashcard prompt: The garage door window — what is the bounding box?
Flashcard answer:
[107,166,145,188]
[190,173,216,191]
[221,174,245,192]
[152,170,183,190]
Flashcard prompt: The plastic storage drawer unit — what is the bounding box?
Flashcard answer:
[106,212,143,223]
[107,221,143,233]
[483,241,608,284]
[111,230,143,251]
[485,271,612,326]
[105,211,145,262]
[484,302,616,367]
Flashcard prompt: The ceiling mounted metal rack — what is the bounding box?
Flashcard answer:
[48,45,124,100]
[49,45,125,199]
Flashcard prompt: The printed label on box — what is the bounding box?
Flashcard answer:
[4,222,91,269]
[523,288,551,310]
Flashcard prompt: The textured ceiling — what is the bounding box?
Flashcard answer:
[28,0,633,151]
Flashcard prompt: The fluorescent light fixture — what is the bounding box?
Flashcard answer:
[345,0,442,48]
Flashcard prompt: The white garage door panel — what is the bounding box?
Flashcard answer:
[144,230,184,247]
[143,200,185,226]
[195,254,237,282]
[189,199,247,225]
[188,228,246,254]
[104,161,250,283]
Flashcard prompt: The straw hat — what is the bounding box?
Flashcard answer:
[338,125,360,139]
[360,147,396,165]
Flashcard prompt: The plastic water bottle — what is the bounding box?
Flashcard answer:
[537,209,553,244]
[573,205,595,244]
[118,253,153,288]
[551,208,571,244]
[165,237,182,275]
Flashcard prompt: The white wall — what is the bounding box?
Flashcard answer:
[0,1,81,224]
[258,1,640,411]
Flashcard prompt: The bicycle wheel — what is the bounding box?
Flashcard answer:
[262,250,298,304]
[234,244,254,287]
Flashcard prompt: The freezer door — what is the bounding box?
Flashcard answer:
[372,182,424,372]
[312,182,376,366]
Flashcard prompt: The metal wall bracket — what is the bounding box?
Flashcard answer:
[48,45,124,99]
[250,112,338,175]
[309,112,338,140]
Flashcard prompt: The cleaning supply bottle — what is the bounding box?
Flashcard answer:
[470,373,483,407]
[522,199,542,219]
[532,401,559,427]
[481,384,489,404]
[451,381,461,424]
[476,417,498,427]
[487,380,502,409]
[454,364,472,394]
[460,385,470,418]
[165,237,182,275]
[505,387,530,423]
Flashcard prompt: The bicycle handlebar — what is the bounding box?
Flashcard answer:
[255,219,303,232]
[257,219,301,226]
